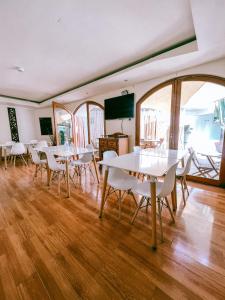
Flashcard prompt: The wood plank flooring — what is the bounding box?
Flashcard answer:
[0,163,225,299]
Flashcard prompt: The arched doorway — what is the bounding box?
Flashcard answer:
[73,101,105,148]
[136,75,225,186]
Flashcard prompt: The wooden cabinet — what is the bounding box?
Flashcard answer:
[99,133,128,160]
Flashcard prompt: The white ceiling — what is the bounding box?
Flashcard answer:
[0,0,225,105]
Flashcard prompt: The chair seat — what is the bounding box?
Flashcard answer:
[108,173,139,191]
[132,181,163,198]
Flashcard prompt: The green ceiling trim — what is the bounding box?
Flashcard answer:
[0,35,197,104]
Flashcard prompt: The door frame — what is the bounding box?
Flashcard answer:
[52,101,75,145]
[135,74,225,187]
[73,101,105,145]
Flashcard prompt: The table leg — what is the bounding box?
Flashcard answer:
[181,157,185,168]
[99,168,109,218]
[66,159,70,198]
[92,155,100,183]
[47,165,51,186]
[171,175,177,211]
[150,181,157,250]
[4,148,7,170]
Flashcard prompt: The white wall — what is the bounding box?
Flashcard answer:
[0,104,37,143]
[34,57,225,150]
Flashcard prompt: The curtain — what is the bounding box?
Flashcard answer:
[74,115,86,147]
[90,107,104,147]
[141,108,157,140]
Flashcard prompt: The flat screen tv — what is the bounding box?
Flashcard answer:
[104,93,134,120]
[39,117,53,135]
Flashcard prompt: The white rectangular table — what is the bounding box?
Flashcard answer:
[98,152,181,250]
[39,145,99,197]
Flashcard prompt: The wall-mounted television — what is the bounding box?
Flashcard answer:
[39,117,53,135]
[104,93,134,120]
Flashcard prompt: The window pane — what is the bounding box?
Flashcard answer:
[89,105,104,148]
[74,104,88,147]
[140,85,172,148]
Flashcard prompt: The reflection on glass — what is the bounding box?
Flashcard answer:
[140,85,172,149]
[179,81,225,180]
[55,108,73,145]
[74,103,104,148]
[74,104,88,147]
[89,105,104,148]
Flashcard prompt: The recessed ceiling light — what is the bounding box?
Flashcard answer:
[15,66,24,72]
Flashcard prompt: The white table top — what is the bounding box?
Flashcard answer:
[99,153,179,177]
[36,145,95,157]
[139,148,187,160]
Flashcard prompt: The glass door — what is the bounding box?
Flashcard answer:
[178,81,225,182]
[53,102,74,145]
[139,84,173,149]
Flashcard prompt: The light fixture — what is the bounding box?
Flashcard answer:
[15,66,25,72]
[121,90,129,95]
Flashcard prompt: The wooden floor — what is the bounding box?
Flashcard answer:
[0,163,225,300]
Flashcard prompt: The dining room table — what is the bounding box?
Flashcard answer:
[38,145,99,197]
[98,148,187,250]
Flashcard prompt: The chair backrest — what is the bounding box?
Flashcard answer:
[215,141,222,153]
[11,143,26,155]
[30,140,38,144]
[182,152,194,176]
[188,147,200,168]
[103,150,124,185]
[45,152,59,171]
[5,141,15,146]
[30,147,41,164]
[158,162,179,198]
[79,144,94,163]
[37,140,48,148]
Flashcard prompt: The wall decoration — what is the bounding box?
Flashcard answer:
[7,107,19,142]
[39,117,53,135]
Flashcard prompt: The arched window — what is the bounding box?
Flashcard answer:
[136,75,225,186]
[74,101,105,148]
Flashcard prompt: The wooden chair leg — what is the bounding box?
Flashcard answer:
[157,199,164,242]
[58,172,61,194]
[118,190,122,220]
[40,165,43,183]
[165,197,175,223]
[180,177,186,205]
[184,176,189,196]
[131,196,144,224]
[13,156,16,167]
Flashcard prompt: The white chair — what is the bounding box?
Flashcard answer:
[37,140,48,148]
[103,150,138,219]
[4,141,15,160]
[30,147,47,181]
[176,152,194,205]
[10,143,27,166]
[131,162,179,241]
[70,144,95,180]
[45,151,74,194]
